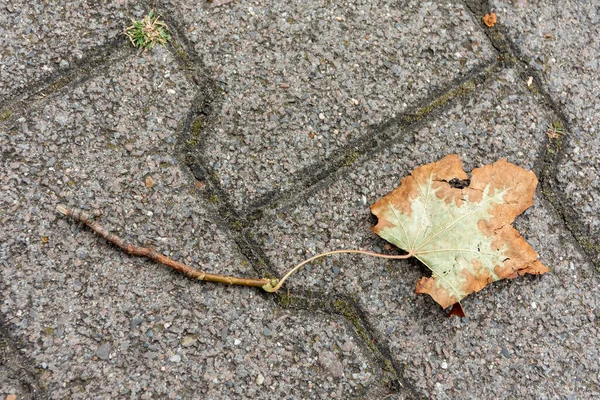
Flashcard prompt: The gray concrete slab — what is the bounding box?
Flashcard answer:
[490,0,600,265]
[0,47,384,399]
[1,1,600,399]
[0,0,140,101]
[165,0,496,211]
[253,68,600,398]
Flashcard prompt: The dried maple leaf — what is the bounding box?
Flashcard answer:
[371,154,548,314]
[483,12,497,27]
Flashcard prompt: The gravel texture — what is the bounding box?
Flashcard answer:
[165,0,496,211]
[490,0,600,263]
[253,68,600,398]
[0,47,382,399]
[0,0,145,100]
[2,0,600,399]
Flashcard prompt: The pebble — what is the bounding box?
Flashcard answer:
[145,176,154,188]
[180,335,197,347]
[170,354,182,363]
[256,373,265,385]
[96,342,111,360]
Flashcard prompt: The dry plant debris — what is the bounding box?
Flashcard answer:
[371,154,548,316]
[483,12,497,27]
[57,155,549,317]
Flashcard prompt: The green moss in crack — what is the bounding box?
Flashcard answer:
[173,42,189,61]
[343,151,360,167]
[382,358,395,373]
[49,76,69,92]
[409,78,478,123]
[527,81,540,95]
[578,238,600,272]
[0,110,12,121]
[333,299,376,353]
[230,220,243,231]
[541,186,556,205]
[191,118,204,137]
[276,292,304,308]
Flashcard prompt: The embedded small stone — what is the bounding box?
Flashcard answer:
[145,176,154,188]
[96,342,111,360]
[180,335,197,347]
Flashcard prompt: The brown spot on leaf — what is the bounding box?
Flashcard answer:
[415,276,459,309]
[372,154,468,221]
[460,260,494,294]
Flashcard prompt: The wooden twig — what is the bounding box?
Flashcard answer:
[57,205,418,297]
[56,204,275,288]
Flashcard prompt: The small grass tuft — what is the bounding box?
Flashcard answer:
[546,120,564,140]
[124,10,171,50]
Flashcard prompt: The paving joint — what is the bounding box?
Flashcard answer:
[183,147,417,396]
[0,38,130,119]
[165,28,419,391]
[152,3,215,88]
[252,61,503,222]
[463,0,600,270]
[161,14,566,397]
[0,318,46,399]
[275,289,419,398]
[244,60,501,221]
[2,1,598,397]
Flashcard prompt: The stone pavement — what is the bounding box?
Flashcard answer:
[0,0,598,398]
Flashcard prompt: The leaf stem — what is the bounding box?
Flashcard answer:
[262,249,411,292]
